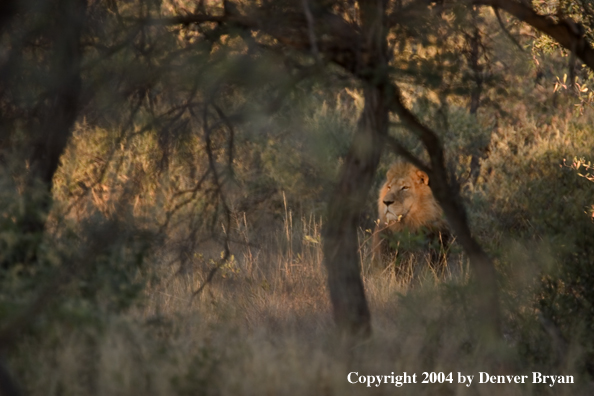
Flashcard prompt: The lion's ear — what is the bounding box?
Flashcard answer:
[416,170,429,185]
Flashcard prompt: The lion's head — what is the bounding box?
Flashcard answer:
[371,161,449,270]
[377,161,446,233]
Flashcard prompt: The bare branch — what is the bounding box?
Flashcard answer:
[184,103,233,297]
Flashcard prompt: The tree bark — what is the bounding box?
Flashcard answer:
[323,85,389,339]
[322,0,390,339]
[30,0,86,190]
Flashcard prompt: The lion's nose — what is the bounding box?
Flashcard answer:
[383,199,394,207]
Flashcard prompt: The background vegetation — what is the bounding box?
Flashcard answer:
[1,0,594,395]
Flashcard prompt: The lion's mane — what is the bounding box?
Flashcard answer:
[372,161,448,264]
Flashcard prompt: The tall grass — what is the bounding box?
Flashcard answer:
[8,207,588,396]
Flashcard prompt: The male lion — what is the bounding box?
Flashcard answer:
[371,161,449,272]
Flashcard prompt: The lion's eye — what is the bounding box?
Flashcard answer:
[387,184,392,190]
[401,186,409,191]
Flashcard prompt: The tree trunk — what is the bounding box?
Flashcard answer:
[322,0,389,339]
[1,0,86,267]
[30,0,86,190]
[323,84,389,339]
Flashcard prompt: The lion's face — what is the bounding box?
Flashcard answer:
[377,161,444,233]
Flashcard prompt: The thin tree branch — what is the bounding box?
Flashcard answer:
[186,103,233,298]
[301,0,321,62]
[494,7,524,52]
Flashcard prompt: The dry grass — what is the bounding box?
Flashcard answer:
[9,213,588,396]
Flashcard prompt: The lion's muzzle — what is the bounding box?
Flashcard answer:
[384,209,407,224]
